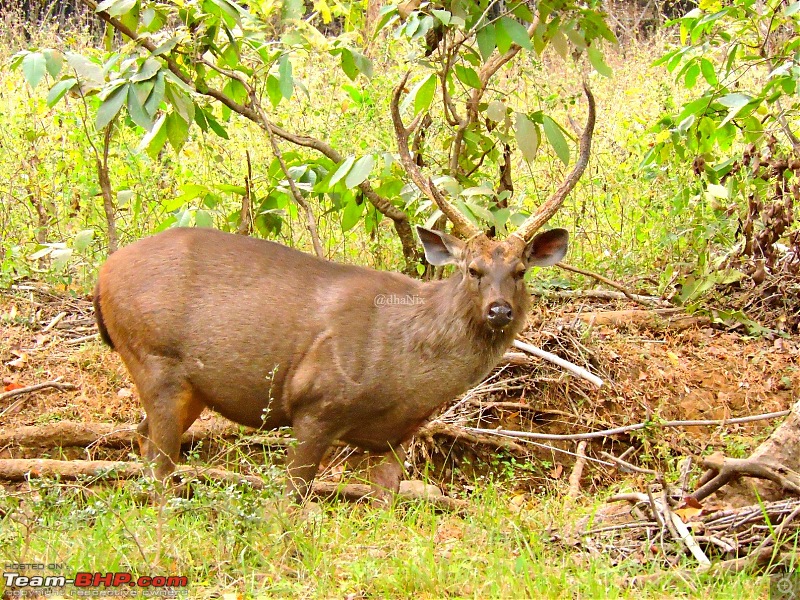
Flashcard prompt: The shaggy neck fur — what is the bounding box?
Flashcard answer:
[396,273,527,372]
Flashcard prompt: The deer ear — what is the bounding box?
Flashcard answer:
[524,228,569,267]
[417,226,465,266]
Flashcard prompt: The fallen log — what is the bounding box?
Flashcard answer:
[565,308,710,330]
[0,419,295,450]
[0,458,465,511]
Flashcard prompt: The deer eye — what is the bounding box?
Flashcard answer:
[468,265,482,279]
[514,268,526,280]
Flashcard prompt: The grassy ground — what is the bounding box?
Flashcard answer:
[1,477,769,599]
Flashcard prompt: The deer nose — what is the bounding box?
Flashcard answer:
[487,302,513,329]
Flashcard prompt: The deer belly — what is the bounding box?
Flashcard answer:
[340,407,437,452]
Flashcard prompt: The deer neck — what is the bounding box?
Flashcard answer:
[397,275,521,368]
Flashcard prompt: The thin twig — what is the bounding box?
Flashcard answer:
[600,451,658,475]
[0,380,77,404]
[557,262,646,305]
[65,333,99,345]
[0,381,78,417]
[465,409,792,442]
[40,311,66,333]
[567,440,588,500]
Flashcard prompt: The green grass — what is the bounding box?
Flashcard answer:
[0,477,769,598]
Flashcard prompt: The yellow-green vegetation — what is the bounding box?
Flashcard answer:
[0,6,704,290]
[0,474,768,599]
[1,1,798,597]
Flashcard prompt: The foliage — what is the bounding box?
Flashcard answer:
[641,0,800,332]
[6,0,615,281]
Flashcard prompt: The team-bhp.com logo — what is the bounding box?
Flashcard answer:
[4,571,188,589]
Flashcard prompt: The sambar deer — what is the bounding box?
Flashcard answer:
[93,82,595,502]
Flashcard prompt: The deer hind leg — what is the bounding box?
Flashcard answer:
[127,357,206,479]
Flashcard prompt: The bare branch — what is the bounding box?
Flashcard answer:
[465,409,792,442]
[78,0,418,267]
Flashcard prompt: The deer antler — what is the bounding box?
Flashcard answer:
[392,72,481,239]
[510,82,596,244]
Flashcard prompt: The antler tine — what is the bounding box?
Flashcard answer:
[391,72,481,239]
[511,82,596,244]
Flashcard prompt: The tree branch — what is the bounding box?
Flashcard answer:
[79,0,417,267]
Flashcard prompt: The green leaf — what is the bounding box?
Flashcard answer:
[131,58,160,82]
[706,183,727,199]
[454,65,481,89]
[43,49,63,78]
[498,17,532,51]
[195,210,214,228]
[587,46,613,77]
[699,58,717,85]
[267,75,282,106]
[487,100,506,123]
[414,74,437,115]
[509,1,534,23]
[786,1,800,15]
[46,78,77,107]
[144,70,165,115]
[278,54,293,100]
[550,29,568,58]
[542,115,569,165]
[127,83,154,130]
[22,52,47,88]
[140,114,167,158]
[341,198,365,232]
[204,110,229,139]
[329,156,356,188]
[96,84,128,129]
[73,229,95,252]
[350,50,372,79]
[476,25,496,62]
[165,110,189,153]
[345,155,375,189]
[339,48,358,81]
[96,0,137,17]
[153,36,179,56]
[464,201,494,223]
[718,92,752,109]
[117,190,134,207]
[165,84,194,124]
[282,0,304,20]
[515,112,540,163]
[495,19,513,54]
[718,92,753,126]
[684,62,700,88]
[431,9,451,25]
[50,248,73,272]
[65,52,104,86]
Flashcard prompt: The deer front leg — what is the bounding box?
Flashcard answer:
[367,442,409,504]
[286,413,335,503]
